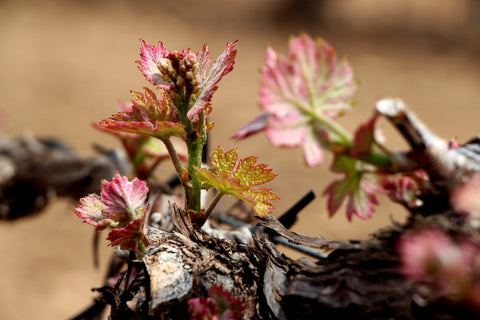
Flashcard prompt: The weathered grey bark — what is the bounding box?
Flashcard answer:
[0,133,125,220]
[125,202,478,319]
[2,100,480,319]
[96,100,480,319]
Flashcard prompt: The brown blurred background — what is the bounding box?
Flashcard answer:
[1,0,479,318]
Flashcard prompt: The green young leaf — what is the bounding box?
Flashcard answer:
[195,146,279,217]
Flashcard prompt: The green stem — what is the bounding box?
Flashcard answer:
[144,157,162,180]
[360,149,393,168]
[185,111,206,213]
[373,140,392,158]
[169,88,206,215]
[203,191,224,220]
[162,138,185,183]
[367,141,393,168]
[291,97,395,169]
[285,96,352,144]
[308,108,352,144]
[137,238,147,254]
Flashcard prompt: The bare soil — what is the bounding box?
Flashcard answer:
[1,1,479,319]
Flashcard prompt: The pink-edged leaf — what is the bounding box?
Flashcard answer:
[324,178,351,217]
[449,138,460,149]
[93,102,153,172]
[136,39,170,87]
[398,228,457,282]
[397,228,480,303]
[93,102,141,140]
[99,119,185,141]
[381,170,429,209]
[399,229,480,312]
[323,155,380,221]
[346,179,379,220]
[188,284,244,320]
[195,168,249,198]
[231,112,269,139]
[234,156,276,187]
[186,41,237,122]
[101,172,149,222]
[242,188,279,218]
[301,126,325,167]
[209,147,277,189]
[131,87,179,122]
[208,284,245,320]
[188,297,218,320]
[352,113,380,158]
[195,146,279,217]
[94,103,184,179]
[74,173,151,251]
[210,146,238,175]
[106,203,150,250]
[73,194,118,231]
[452,173,480,216]
[265,115,306,148]
[235,34,356,167]
[97,88,186,140]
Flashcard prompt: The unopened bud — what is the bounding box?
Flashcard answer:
[184,52,196,67]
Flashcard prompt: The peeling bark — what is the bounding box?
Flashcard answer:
[0,133,125,220]
[2,102,480,319]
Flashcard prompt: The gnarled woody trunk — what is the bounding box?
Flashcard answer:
[140,202,479,319]
[2,101,480,319]
[136,99,480,319]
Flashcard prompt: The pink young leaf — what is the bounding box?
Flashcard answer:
[208,284,245,320]
[381,170,429,209]
[398,228,480,307]
[101,172,149,222]
[73,194,118,231]
[352,113,380,158]
[452,173,480,216]
[137,40,171,87]
[136,39,237,126]
[323,155,380,221]
[96,88,185,140]
[186,41,237,123]
[449,138,460,149]
[188,297,218,320]
[301,126,325,167]
[234,34,356,167]
[194,146,279,217]
[398,228,464,282]
[93,102,153,175]
[74,173,151,251]
[188,284,244,320]
[106,204,150,250]
[93,102,141,140]
[231,112,269,139]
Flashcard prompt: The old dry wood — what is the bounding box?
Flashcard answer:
[0,133,125,220]
[136,206,478,319]
[3,100,480,319]
[116,100,480,319]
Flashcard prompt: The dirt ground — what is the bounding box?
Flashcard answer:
[1,1,479,319]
